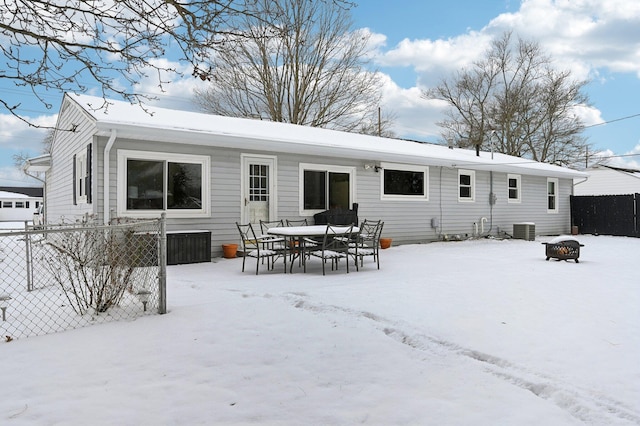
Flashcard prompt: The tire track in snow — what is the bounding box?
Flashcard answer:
[280,292,640,425]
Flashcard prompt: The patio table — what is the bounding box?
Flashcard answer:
[267,225,359,273]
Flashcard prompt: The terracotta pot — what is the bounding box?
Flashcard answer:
[379,238,392,249]
[222,243,238,259]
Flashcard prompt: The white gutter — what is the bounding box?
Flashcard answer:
[95,123,588,180]
[103,129,117,224]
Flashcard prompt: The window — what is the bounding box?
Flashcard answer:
[458,170,475,202]
[15,201,25,208]
[547,178,558,213]
[381,163,428,200]
[507,174,521,203]
[300,163,354,213]
[1,201,11,208]
[73,144,92,204]
[117,150,210,218]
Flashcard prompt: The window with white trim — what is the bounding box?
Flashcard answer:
[458,169,475,202]
[381,163,428,200]
[547,178,558,213]
[299,163,354,214]
[507,174,521,203]
[117,150,210,218]
[74,150,88,203]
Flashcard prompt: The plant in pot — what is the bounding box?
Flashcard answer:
[222,243,238,258]
[379,237,392,249]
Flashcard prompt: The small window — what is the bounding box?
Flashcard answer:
[458,170,475,202]
[381,163,428,200]
[73,144,92,204]
[2,201,12,208]
[547,178,558,213]
[15,201,25,208]
[507,174,521,203]
[300,163,354,214]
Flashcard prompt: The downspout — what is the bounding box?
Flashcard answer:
[485,171,494,236]
[23,166,47,225]
[103,129,117,224]
[572,177,589,193]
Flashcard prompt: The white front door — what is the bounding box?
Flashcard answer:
[241,154,277,226]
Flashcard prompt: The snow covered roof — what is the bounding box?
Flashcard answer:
[65,93,587,179]
[0,191,31,199]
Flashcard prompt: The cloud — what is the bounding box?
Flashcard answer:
[590,143,640,170]
[0,113,54,185]
[373,1,640,85]
[378,74,445,142]
[0,113,55,152]
[362,0,640,154]
[131,58,210,112]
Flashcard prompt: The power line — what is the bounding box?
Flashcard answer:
[583,113,640,129]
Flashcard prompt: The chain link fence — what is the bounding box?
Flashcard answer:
[0,217,166,340]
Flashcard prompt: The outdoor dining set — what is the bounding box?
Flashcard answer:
[235,219,384,275]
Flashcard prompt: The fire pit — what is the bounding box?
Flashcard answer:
[542,236,584,263]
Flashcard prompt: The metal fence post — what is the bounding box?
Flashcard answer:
[24,227,33,292]
[158,213,167,314]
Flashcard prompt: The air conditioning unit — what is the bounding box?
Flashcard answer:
[513,223,535,241]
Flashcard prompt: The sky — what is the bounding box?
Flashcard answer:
[1,232,638,424]
[1,0,639,186]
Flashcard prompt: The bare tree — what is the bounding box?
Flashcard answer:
[424,32,590,166]
[0,0,348,128]
[193,0,392,136]
[13,129,54,173]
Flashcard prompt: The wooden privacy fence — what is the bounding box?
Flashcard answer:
[570,194,640,237]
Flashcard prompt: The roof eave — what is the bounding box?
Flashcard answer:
[96,123,588,179]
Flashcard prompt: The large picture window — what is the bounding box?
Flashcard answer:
[381,163,428,200]
[118,150,210,218]
[300,163,354,213]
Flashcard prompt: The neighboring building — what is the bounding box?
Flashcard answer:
[27,93,587,257]
[0,190,42,222]
[0,187,43,198]
[573,164,640,195]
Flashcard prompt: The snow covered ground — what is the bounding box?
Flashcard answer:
[1,234,639,425]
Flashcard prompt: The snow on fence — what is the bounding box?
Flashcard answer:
[0,217,166,340]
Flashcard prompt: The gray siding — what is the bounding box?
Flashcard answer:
[47,110,575,258]
[45,101,98,223]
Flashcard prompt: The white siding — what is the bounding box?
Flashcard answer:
[574,168,640,195]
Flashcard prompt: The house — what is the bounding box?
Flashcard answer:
[0,187,44,198]
[0,190,42,223]
[26,93,587,258]
[573,164,640,195]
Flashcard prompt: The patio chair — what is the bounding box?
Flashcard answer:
[349,220,384,269]
[285,219,309,227]
[236,222,283,275]
[259,219,287,256]
[308,224,355,275]
[285,219,314,266]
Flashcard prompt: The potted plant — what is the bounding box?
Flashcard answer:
[379,237,392,249]
[222,243,238,259]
